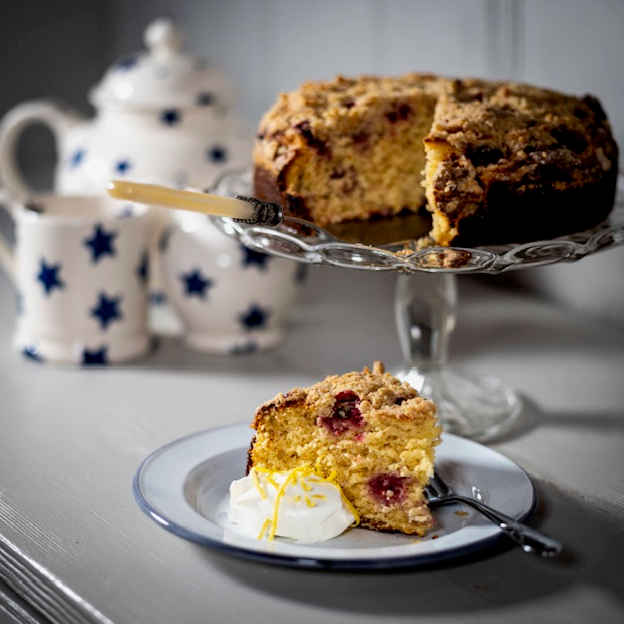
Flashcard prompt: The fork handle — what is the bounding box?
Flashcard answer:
[448,495,562,557]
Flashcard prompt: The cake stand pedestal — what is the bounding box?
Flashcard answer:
[210,169,624,441]
[395,272,520,439]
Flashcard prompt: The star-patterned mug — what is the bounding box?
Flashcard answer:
[0,194,153,364]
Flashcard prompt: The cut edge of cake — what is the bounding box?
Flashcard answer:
[254,74,619,247]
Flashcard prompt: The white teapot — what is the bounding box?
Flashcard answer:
[0,18,251,199]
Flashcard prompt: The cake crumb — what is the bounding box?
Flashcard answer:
[372,361,385,375]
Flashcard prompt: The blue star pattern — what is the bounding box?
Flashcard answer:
[160,109,181,125]
[82,346,108,365]
[37,259,64,296]
[116,56,137,71]
[115,159,131,175]
[90,293,123,330]
[158,227,173,253]
[22,346,44,362]
[70,148,85,168]
[180,269,212,299]
[229,341,258,355]
[118,205,134,218]
[149,292,167,305]
[196,92,214,106]
[137,250,149,284]
[240,304,270,330]
[241,244,270,270]
[207,145,227,163]
[84,224,117,263]
[25,201,44,214]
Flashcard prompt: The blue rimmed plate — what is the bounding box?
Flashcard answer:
[133,424,535,569]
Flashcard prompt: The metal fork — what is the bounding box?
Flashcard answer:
[424,471,562,557]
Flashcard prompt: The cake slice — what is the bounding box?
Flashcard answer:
[248,362,440,535]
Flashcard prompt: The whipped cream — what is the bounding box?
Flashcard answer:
[229,467,357,543]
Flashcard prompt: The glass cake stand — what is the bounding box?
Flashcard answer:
[209,169,624,441]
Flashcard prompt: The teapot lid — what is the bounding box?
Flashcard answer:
[89,19,233,111]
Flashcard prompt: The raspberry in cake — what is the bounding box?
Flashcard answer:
[247,362,441,536]
[254,74,440,229]
[254,74,618,246]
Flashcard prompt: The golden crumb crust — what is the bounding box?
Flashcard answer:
[424,78,618,245]
[249,362,441,536]
[254,73,618,246]
[254,74,440,227]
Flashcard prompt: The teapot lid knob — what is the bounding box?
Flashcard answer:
[90,16,238,110]
[145,18,182,57]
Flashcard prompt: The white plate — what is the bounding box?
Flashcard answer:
[133,424,535,569]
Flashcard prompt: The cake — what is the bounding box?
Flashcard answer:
[247,362,440,535]
[254,74,618,246]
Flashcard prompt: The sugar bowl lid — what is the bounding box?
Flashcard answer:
[89,18,233,111]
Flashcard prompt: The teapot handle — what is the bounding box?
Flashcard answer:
[0,100,84,201]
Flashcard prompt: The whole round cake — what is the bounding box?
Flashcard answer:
[253,74,618,246]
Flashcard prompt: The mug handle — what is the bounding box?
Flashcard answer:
[0,189,15,280]
[0,100,84,201]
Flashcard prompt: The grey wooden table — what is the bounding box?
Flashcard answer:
[0,263,623,624]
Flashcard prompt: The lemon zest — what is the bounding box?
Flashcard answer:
[251,469,267,500]
[257,517,271,540]
[339,490,360,527]
[268,467,298,541]
[254,464,360,540]
[316,470,360,527]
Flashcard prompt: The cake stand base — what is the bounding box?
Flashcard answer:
[395,367,521,441]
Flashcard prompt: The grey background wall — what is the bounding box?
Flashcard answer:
[1,0,623,323]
